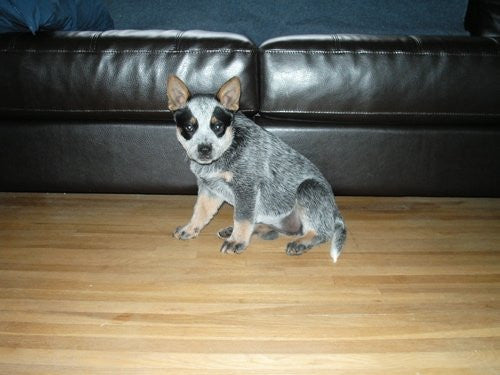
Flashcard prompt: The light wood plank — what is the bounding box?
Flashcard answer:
[0,193,499,374]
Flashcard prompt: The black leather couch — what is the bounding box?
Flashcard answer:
[1,29,499,196]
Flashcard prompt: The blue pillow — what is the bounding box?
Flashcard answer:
[0,0,114,34]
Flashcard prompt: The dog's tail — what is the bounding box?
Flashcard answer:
[330,215,346,263]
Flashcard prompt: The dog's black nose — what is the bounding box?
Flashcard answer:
[198,144,212,158]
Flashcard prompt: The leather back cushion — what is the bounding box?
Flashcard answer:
[0,30,258,120]
[260,35,500,124]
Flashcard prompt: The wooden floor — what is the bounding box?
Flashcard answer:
[0,193,499,374]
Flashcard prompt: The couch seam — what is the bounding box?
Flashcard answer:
[2,50,494,56]
[174,31,185,51]
[262,49,500,57]
[260,110,499,116]
[0,49,255,54]
[0,108,496,116]
[0,108,256,113]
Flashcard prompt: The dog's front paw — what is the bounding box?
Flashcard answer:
[220,240,247,254]
[173,225,200,240]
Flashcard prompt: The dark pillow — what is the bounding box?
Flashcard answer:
[0,0,114,34]
[465,0,500,36]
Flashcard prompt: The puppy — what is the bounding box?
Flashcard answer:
[168,75,346,262]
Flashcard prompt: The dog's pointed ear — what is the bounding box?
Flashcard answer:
[216,76,240,112]
[167,75,191,111]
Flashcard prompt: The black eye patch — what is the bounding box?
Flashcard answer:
[174,107,198,140]
[211,106,233,138]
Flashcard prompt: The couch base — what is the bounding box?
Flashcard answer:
[0,120,197,195]
[258,118,500,197]
[1,119,499,197]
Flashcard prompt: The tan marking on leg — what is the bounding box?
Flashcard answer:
[286,229,318,255]
[295,229,317,246]
[174,194,222,239]
[189,194,223,230]
[231,219,254,243]
[220,219,254,254]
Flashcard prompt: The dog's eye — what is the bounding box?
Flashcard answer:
[210,109,231,138]
[185,123,195,132]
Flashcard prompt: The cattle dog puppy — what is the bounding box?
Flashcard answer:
[168,75,346,262]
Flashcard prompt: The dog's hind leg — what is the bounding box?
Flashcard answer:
[285,179,344,260]
[286,229,328,255]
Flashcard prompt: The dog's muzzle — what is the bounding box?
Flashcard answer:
[197,143,213,162]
